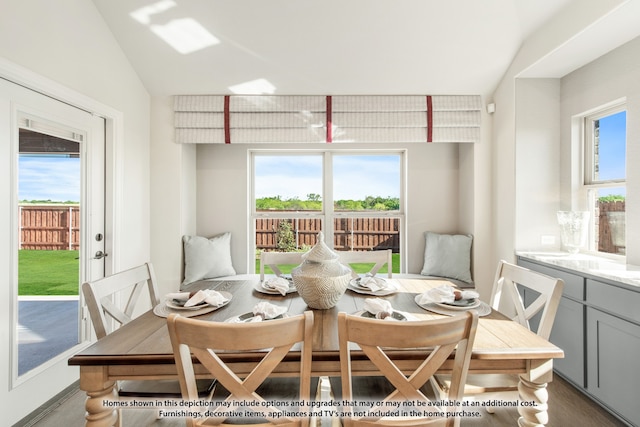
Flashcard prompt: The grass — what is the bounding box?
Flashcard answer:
[256,252,400,275]
[19,250,79,296]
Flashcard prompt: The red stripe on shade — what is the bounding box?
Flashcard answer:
[426,95,433,143]
[224,95,231,144]
[326,95,332,143]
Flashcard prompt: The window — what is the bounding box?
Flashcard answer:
[251,151,404,272]
[583,107,626,255]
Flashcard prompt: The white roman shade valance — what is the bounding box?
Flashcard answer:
[174,95,481,144]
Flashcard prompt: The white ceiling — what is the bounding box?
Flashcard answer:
[92,0,630,97]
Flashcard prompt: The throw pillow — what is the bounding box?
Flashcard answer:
[182,233,236,286]
[420,231,473,285]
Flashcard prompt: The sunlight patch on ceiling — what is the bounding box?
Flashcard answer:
[229,79,277,94]
[130,0,176,25]
[150,18,220,54]
[131,1,220,54]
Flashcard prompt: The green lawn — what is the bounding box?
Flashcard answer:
[256,252,400,275]
[19,250,79,296]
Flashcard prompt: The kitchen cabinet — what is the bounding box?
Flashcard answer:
[517,255,639,426]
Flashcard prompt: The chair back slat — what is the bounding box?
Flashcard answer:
[338,249,392,278]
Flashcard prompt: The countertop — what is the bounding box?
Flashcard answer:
[516,251,640,289]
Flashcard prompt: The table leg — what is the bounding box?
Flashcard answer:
[517,359,553,427]
[79,366,119,427]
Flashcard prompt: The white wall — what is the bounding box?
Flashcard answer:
[0,1,150,424]
[560,36,640,265]
[193,142,466,275]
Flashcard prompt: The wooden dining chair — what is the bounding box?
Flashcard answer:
[338,249,392,278]
[259,251,304,280]
[338,310,478,427]
[167,311,314,427]
[430,260,564,412]
[82,263,215,420]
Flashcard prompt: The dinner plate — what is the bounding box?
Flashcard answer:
[225,312,287,323]
[165,299,208,310]
[347,279,397,296]
[359,310,407,321]
[254,280,297,295]
[435,299,481,311]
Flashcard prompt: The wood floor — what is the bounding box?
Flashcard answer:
[24,375,627,427]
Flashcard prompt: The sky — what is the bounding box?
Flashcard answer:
[596,110,626,197]
[18,155,80,202]
[254,154,401,200]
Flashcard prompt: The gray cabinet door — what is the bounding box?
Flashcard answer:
[587,307,640,426]
[550,297,584,386]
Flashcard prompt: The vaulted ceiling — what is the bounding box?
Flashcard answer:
[92,0,639,97]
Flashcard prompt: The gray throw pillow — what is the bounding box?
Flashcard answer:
[421,231,473,284]
[182,233,236,286]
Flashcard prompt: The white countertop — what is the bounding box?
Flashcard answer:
[517,251,640,289]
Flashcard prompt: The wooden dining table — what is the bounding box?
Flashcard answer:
[68,277,563,427]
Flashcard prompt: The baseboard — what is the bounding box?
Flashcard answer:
[12,381,80,427]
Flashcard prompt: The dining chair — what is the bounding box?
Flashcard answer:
[430,260,564,412]
[82,262,216,420]
[259,251,304,280]
[338,310,478,427]
[338,249,392,278]
[167,310,314,427]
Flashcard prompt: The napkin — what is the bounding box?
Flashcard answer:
[166,291,191,301]
[264,277,290,295]
[418,286,479,305]
[184,289,229,307]
[252,301,288,320]
[363,298,395,320]
[359,275,388,292]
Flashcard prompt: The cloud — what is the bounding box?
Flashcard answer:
[18,156,80,202]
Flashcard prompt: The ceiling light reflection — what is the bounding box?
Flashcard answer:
[229,79,277,94]
[150,18,220,54]
[130,0,176,25]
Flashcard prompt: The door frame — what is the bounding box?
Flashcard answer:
[1,58,124,389]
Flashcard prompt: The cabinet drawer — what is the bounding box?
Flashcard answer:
[518,259,585,300]
[586,279,640,323]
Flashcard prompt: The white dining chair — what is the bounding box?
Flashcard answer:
[338,249,392,278]
[430,260,564,412]
[259,251,304,281]
[82,262,216,421]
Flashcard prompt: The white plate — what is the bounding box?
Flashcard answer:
[225,312,288,323]
[254,280,297,295]
[347,279,397,296]
[435,299,481,311]
[165,291,232,311]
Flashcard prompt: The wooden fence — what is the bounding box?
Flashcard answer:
[256,217,400,252]
[20,205,79,250]
[597,200,625,254]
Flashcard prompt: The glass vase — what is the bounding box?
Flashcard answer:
[557,211,589,254]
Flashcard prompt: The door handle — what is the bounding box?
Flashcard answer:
[94,251,108,260]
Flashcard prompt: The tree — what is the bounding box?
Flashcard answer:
[275,220,296,251]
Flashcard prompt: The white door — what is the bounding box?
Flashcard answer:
[0,77,106,408]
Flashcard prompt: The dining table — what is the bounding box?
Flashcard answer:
[68,276,563,427]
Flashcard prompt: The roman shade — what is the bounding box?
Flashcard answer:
[174,94,481,144]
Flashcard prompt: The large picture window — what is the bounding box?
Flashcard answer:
[251,151,404,272]
[583,106,626,255]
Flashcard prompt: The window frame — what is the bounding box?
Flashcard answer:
[580,103,626,256]
[250,148,406,271]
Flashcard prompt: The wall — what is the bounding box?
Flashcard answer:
[560,36,640,265]
[0,1,150,424]
[194,142,464,276]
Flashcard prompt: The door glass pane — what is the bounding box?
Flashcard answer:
[333,154,400,211]
[254,155,322,211]
[18,130,80,376]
